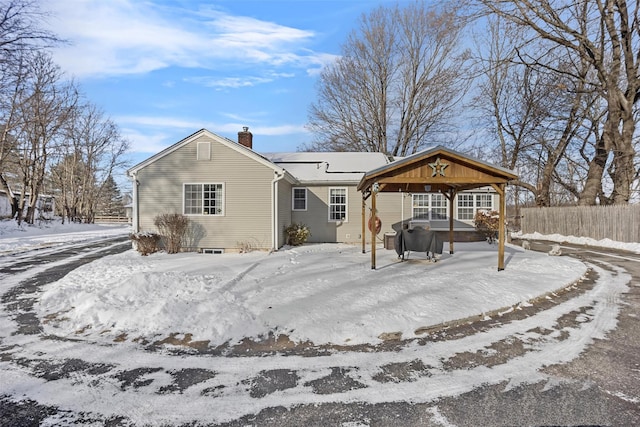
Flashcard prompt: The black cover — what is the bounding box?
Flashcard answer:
[394,227,443,261]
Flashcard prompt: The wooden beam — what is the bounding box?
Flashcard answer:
[361,195,366,254]
[492,183,506,271]
[378,176,509,185]
[371,189,377,269]
[443,189,456,255]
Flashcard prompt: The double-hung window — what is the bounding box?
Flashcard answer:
[184,183,224,215]
[412,193,448,220]
[431,194,447,219]
[412,194,430,220]
[292,187,307,211]
[456,192,494,220]
[475,193,493,212]
[457,194,475,220]
[329,187,347,221]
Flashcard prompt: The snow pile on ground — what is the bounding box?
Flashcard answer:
[36,242,588,347]
[514,231,640,254]
[0,220,131,254]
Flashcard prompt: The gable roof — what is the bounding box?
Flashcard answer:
[265,152,392,184]
[126,129,293,181]
[358,145,518,193]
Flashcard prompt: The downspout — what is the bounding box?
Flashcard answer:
[271,170,285,251]
[131,171,139,233]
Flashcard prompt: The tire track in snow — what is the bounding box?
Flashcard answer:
[0,259,630,425]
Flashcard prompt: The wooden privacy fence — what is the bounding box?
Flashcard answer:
[94,216,131,224]
[521,205,640,243]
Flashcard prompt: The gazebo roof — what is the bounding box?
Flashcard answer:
[357,145,517,194]
[357,146,518,270]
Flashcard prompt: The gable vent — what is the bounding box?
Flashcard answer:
[197,142,211,160]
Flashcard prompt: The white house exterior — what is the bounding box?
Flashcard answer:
[0,190,55,221]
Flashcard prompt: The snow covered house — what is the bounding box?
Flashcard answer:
[127,128,515,253]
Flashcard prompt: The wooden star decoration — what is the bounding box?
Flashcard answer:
[429,157,448,177]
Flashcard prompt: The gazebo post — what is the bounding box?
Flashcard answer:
[361,195,366,254]
[371,188,377,269]
[445,189,456,255]
[492,183,507,271]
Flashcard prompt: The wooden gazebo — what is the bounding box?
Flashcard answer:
[357,146,518,270]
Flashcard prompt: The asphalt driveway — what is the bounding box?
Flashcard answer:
[0,237,638,426]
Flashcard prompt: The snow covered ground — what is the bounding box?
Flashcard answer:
[0,220,596,347]
[0,220,132,255]
[0,219,636,425]
[514,230,640,254]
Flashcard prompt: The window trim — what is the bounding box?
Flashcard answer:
[457,193,475,221]
[183,182,225,216]
[328,187,348,222]
[292,187,307,211]
[411,193,448,221]
[456,192,494,220]
[475,193,493,210]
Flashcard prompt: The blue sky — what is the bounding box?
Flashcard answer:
[43,0,405,171]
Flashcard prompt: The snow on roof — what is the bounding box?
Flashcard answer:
[263,152,392,183]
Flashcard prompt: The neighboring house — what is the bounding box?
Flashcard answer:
[0,190,55,221]
[127,128,502,252]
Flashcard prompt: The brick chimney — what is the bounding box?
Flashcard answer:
[238,126,253,149]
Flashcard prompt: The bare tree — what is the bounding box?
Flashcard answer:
[0,53,27,217]
[51,102,129,223]
[477,0,640,205]
[50,152,84,223]
[474,16,604,207]
[0,0,59,59]
[0,0,61,218]
[306,1,470,156]
[12,51,77,224]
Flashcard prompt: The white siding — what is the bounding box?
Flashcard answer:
[136,134,276,250]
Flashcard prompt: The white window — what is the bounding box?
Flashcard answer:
[184,183,224,215]
[431,194,447,219]
[476,193,493,210]
[412,194,430,220]
[329,188,347,221]
[457,194,475,220]
[412,193,448,220]
[197,142,211,160]
[456,192,494,220]
[292,187,307,211]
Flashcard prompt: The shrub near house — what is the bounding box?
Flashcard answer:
[154,213,189,254]
[284,223,311,246]
[131,214,190,255]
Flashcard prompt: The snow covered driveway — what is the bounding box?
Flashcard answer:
[0,225,637,425]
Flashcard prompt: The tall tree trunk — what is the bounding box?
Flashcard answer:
[579,135,608,205]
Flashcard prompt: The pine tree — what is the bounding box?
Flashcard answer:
[97,175,124,217]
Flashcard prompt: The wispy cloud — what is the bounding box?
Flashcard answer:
[120,128,178,155]
[117,114,308,154]
[44,0,334,79]
[184,76,274,89]
[115,115,204,130]
[184,71,295,89]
